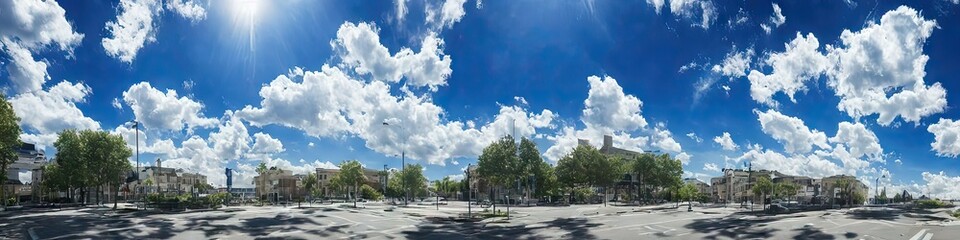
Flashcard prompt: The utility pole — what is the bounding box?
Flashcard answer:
[747,162,753,212]
[467,163,472,219]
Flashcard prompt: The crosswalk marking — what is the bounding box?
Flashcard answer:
[909,229,928,240]
[921,232,934,240]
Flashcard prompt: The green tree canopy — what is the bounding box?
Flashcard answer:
[0,94,20,207]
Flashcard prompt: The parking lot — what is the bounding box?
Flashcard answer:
[2,202,959,239]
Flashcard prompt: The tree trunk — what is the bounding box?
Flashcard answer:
[113,182,120,210]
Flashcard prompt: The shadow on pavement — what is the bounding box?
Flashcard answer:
[684,215,792,239]
[792,226,836,240]
[401,217,603,240]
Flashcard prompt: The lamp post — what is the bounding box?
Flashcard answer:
[875,174,886,205]
[124,121,141,209]
[467,163,472,219]
[382,122,407,206]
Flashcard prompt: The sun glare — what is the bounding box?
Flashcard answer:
[231,0,263,52]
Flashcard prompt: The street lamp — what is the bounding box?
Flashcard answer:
[382,121,407,206]
[875,174,886,205]
[124,120,141,209]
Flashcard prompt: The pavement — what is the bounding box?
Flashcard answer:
[1,201,959,239]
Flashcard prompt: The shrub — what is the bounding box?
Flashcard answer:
[916,199,954,209]
[360,185,383,200]
[208,192,230,208]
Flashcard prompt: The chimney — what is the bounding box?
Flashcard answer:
[578,139,590,146]
[603,135,613,149]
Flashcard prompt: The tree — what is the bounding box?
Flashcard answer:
[360,184,383,200]
[54,130,87,204]
[302,172,319,203]
[678,183,699,209]
[894,192,902,203]
[775,182,799,203]
[400,164,427,200]
[878,188,888,204]
[652,154,683,203]
[334,160,366,208]
[632,153,656,204]
[555,145,593,203]
[752,176,774,210]
[518,138,546,201]
[477,135,519,210]
[256,162,267,175]
[0,94,20,208]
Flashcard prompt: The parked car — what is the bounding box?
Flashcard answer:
[767,204,790,214]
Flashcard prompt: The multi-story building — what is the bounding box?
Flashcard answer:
[772,175,821,203]
[683,178,712,198]
[315,167,385,197]
[711,168,784,204]
[821,174,869,205]
[254,168,302,202]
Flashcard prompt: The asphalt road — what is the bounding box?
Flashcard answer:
[2,202,959,239]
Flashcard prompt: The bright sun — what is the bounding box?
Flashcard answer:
[231,0,263,51]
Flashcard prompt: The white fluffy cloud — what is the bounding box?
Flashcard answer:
[251,132,285,154]
[922,171,960,199]
[426,0,467,29]
[333,22,452,90]
[238,64,555,165]
[10,81,101,147]
[0,0,84,93]
[826,6,945,126]
[582,75,648,132]
[735,144,845,178]
[544,75,685,162]
[102,0,162,63]
[756,109,829,154]
[928,118,960,158]
[748,7,946,126]
[713,132,738,151]
[712,47,754,79]
[761,3,786,34]
[208,112,251,161]
[103,0,207,63]
[165,0,206,23]
[121,82,218,132]
[829,121,882,161]
[747,33,830,107]
[703,162,720,172]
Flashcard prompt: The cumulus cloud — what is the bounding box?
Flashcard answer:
[238,64,555,165]
[544,75,683,162]
[426,0,468,29]
[251,132,285,154]
[829,121,882,161]
[10,81,101,147]
[121,82,218,132]
[0,0,84,93]
[102,0,162,63]
[703,162,720,172]
[756,109,829,154]
[103,0,208,63]
[583,75,648,132]
[748,7,946,126]
[165,0,206,23]
[734,144,845,178]
[826,6,945,126]
[332,22,452,90]
[928,118,960,158]
[712,47,754,79]
[713,132,738,151]
[922,171,960,199]
[747,33,831,107]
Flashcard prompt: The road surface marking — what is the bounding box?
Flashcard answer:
[908,229,928,240]
[921,233,933,240]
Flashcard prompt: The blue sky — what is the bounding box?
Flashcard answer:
[4,0,960,198]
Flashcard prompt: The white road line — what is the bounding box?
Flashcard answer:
[921,233,933,240]
[909,229,928,240]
